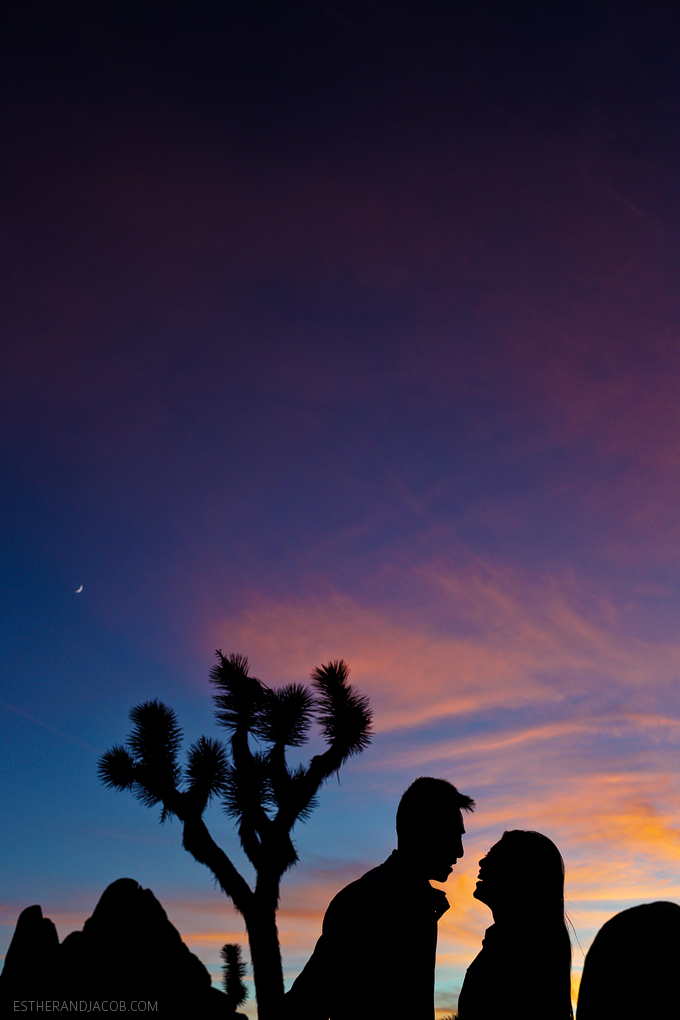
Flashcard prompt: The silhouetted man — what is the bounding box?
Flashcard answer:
[283,776,474,1020]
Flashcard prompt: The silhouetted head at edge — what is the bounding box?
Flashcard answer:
[473,829,566,923]
[396,776,475,882]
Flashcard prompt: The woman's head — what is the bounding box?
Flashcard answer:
[474,829,565,921]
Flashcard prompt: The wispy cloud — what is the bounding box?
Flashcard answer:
[208,558,680,731]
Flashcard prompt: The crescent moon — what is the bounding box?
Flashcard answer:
[75,585,83,593]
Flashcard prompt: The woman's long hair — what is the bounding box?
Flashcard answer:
[492,829,573,1017]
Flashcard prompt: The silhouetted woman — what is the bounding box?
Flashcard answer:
[457,830,573,1019]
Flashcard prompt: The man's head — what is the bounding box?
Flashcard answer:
[396,776,475,881]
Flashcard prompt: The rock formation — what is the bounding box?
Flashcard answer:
[0,878,231,1015]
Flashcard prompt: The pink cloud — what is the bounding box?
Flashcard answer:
[206,558,680,730]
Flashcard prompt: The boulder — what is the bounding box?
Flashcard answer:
[577,900,680,1019]
[0,904,60,998]
[1,879,229,1016]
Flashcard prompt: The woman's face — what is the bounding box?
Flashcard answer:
[473,833,562,917]
[473,839,514,911]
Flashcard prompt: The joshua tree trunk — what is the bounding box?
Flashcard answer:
[180,813,284,1011]
[181,811,286,1015]
[243,899,285,1020]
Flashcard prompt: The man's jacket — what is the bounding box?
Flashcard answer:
[283,850,449,1020]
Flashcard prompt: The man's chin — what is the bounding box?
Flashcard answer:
[430,864,453,882]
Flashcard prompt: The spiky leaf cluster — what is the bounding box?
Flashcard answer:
[222,752,274,820]
[256,684,315,747]
[98,699,229,821]
[285,764,319,822]
[186,736,229,809]
[128,699,183,794]
[210,652,263,733]
[98,744,136,791]
[311,660,373,760]
[97,700,183,820]
[221,943,248,1010]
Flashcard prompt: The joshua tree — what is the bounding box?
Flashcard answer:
[221,942,248,1015]
[98,653,371,1020]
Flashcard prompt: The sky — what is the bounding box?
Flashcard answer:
[2,1,680,1013]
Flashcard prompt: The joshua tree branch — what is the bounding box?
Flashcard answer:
[230,728,273,864]
[178,807,255,916]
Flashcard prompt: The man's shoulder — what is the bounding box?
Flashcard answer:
[324,855,395,921]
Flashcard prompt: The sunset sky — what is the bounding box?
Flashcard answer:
[3,2,680,1013]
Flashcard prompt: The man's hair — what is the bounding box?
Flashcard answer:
[396,776,475,839]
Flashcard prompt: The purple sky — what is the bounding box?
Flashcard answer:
[3,3,680,1012]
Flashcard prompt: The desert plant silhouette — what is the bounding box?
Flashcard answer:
[98,653,371,1019]
[221,942,248,1015]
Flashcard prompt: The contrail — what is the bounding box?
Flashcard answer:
[602,183,648,221]
[1,700,100,753]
